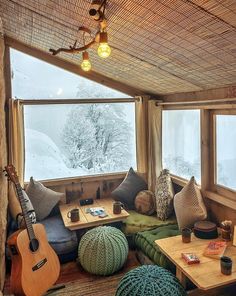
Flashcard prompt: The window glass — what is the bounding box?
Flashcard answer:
[24,103,136,181]
[216,115,236,190]
[162,110,201,183]
[10,49,130,99]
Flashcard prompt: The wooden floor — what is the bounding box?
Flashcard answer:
[3,250,140,295]
[3,250,236,295]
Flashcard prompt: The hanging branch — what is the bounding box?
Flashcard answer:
[49,0,108,57]
[49,26,98,56]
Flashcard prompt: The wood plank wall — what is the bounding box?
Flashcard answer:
[43,175,125,205]
[0,36,8,291]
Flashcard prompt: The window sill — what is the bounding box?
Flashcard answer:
[204,190,236,211]
[171,175,188,187]
[24,172,127,187]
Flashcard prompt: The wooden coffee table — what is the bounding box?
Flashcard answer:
[59,198,129,230]
[155,235,236,292]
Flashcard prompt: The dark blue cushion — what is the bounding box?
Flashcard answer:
[41,215,78,256]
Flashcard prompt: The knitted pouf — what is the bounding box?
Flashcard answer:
[78,226,129,275]
[115,265,187,296]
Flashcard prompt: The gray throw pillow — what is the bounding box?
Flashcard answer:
[26,177,64,221]
[112,168,147,210]
[17,190,37,227]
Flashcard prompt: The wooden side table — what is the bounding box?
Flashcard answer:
[155,235,236,292]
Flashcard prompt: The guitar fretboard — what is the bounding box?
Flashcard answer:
[15,183,36,242]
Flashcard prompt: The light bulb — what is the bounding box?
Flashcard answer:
[97,32,111,58]
[98,42,111,58]
[81,51,92,71]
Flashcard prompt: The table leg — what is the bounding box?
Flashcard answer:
[176,267,187,289]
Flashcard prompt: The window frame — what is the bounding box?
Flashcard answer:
[210,109,236,200]
[161,107,202,185]
[160,104,236,205]
[22,98,138,183]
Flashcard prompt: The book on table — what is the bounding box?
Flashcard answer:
[181,253,200,265]
[203,241,227,259]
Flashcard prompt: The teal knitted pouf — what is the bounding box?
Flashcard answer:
[78,226,129,275]
[116,265,187,296]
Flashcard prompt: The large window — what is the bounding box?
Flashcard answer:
[24,103,136,181]
[11,49,136,181]
[215,114,236,191]
[162,110,201,183]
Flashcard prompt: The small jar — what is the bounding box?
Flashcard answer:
[221,228,231,241]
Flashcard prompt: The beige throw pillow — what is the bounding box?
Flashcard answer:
[26,177,64,221]
[155,169,174,220]
[174,176,207,229]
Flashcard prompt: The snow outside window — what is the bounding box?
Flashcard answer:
[24,103,136,181]
[216,115,236,190]
[162,110,201,183]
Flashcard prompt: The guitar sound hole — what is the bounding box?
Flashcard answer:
[29,238,39,252]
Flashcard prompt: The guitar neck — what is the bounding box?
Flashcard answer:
[15,183,36,241]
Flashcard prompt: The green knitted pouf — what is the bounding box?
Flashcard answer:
[116,265,187,296]
[78,226,129,275]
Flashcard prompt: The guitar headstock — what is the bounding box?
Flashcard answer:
[4,165,19,185]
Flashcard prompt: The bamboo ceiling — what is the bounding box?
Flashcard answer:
[0,0,236,95]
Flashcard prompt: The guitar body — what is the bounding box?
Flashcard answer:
[7,223,60,296]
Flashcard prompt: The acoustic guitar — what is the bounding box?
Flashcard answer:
[5,165,60,296]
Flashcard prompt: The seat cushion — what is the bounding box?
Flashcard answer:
[41,215,78,256]
[135,224,180,271]
[122,210,177,235]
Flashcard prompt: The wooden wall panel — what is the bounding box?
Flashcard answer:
[46,176,124,205]
[0,36,8,291]
[207,200,236,228]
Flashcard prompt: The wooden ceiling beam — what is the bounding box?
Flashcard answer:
[158,85,236,103]
[5,36,146,98]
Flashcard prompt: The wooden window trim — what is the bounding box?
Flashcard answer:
[22,99,137,184]
[164,107,236,208]
[24,172,127,187]
[210,109,236,200]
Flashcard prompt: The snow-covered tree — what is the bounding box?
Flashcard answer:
[62,103,133,173]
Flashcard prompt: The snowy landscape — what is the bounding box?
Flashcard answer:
[11,49,136,181]
[11,49,236,189]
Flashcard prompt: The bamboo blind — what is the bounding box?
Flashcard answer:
[0,0,235,95]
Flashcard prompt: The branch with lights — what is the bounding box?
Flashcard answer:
[49,0,111,72]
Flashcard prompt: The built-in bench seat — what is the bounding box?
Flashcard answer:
[122,210,177,235]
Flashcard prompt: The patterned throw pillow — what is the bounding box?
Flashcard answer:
[26,177,64,221]
[155,169,174,220]
[174,176,207,229]
[134,190,155,215]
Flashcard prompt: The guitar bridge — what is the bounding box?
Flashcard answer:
[32,258,47,271]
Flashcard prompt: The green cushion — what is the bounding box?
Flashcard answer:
[116,265,187,296]
[122,210,177,235]
[135,224,180,271]
[78,226,128,276]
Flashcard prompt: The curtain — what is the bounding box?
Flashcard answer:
[147,100,162,191]
[8,99,24,220]
[135,96,148,180]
